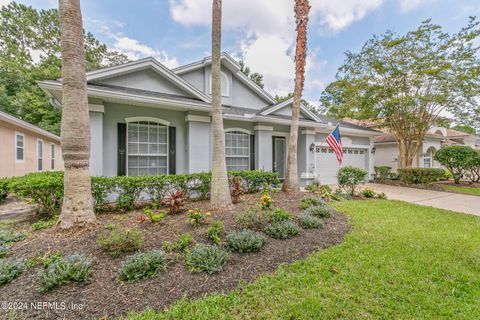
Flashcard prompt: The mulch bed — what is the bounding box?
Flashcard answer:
[0,192,349,320]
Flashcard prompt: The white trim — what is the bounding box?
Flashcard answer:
[36,139,43,172]
[85,57,211,103]
[185,115,211,123]
[254,125,274,131]
[209,71,230,97]
[50,143,55,170]
[0,110,60,142]
[225,127,252,135]
[260,97,322,123]
[124,117,170,126]
[15,132,25,163]
[301,129,316,135]
[301,172,316,179]
[272,131,289,137]
[89,104,105,113]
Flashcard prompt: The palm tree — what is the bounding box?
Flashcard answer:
[57,0,95,228]
[283,0,310,192]
[210,0,232,207]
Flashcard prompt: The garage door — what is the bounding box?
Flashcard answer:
[314,146,368,185]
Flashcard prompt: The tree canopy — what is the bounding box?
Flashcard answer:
[320,18,480,167]
[239,60,264,89]
[0,2,129,134]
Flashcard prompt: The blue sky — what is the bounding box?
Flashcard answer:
[5,0,480,106]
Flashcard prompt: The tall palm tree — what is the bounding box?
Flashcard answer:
[283,0,310,192]
[57,0,95,228]
[210,0,232,207]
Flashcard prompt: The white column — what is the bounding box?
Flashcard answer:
[186,114,211,173]
[254,125,273,171]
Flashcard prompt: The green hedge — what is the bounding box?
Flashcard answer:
[4,170,280,213]
[397,168,446,184]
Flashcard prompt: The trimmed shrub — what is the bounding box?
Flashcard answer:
[91,176,116,211]
[374,166,392,181]
[397,168,446,184]
[97,225,143,257]
[0,230,27,245]
[264,221,300,240]
[299,196,325,210]
[305,205,332,218]
[226,229,266,253]
[0,259,25,286]
[185,244,228,274]
[269,208,291,222]
[337,166,368,196]
[162,233,194,252]
[37,253,92,292]
[230,170,280,193]
[434,146,478,184]
[207,220,224,244]
[0,178,9,204]
[115,176,148,211]
[235,206,269,231]
[298,213,323,229]
[119,250,167,282]
[0,245,10,258]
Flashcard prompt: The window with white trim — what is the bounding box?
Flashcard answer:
[225,131,250,171]
[127,121,168,176]
[15,133,24,161]
[423,148,434,168]
[209,71,229,96]
[50,144,55,170]
[37,140,43,171]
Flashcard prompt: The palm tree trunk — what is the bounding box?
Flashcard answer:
[58,0,95,229]
[283,0,310,192]
[210,0,232,207]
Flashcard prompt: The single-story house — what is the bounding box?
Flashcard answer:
[38,53,380,185]
[374,125,480,171]
[0,110,63,178]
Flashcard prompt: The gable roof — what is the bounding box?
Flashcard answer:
[85,57,211,103]
[259,97,323,123]
[0,110,60,141]
[173,52,276,104]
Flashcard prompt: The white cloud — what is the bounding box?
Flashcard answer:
[0,0,10,7]
[398,0,435,12]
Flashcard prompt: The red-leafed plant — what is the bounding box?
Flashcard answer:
[230,177,244,204]
[162,190,185,214]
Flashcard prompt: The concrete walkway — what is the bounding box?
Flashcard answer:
[364,183,480,216]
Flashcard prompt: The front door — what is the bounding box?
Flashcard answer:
[273,137,286,179]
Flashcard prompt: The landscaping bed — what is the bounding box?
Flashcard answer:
[0,191,349,320]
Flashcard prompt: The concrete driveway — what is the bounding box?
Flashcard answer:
[364,183,480,216]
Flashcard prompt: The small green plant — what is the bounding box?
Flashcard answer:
[305,205,333,218]
[337,166,368,196]
[143,208,167,223]
[305,181,321,193]
[269,208,291,223]
[37,253,92,292]
[264,221,300,240]
[259,192,273,210]
[185,244,228,274]
[119,250,168,282]
[207,220,224,244]
[187,208,210,226]
[163,233,194,253]
[226,229,266,253]
[0,245,10,258]
[31,215,58,231]
[299,196,325,210]
[0,230,27,245]
[362,188,376,198]
[235,206,269,231]
[315,185,343,201]
[230,176,244,203]
[162,190,186,214]
[0,259,25,286]
[97,225,144,257]
[298,213,323,229]
[377,192,387,199]
[0,178,9,204]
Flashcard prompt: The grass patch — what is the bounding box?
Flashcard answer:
[128,200,480,319]
[441,184,480,196]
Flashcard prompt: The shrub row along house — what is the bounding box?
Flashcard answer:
[0,110,63,178]
[38,53,380,185]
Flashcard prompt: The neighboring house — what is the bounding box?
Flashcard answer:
[0,110,63,178]
[374,125,480,171]
[38,53,380,185]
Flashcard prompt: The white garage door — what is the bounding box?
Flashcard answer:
[315,146,368,185]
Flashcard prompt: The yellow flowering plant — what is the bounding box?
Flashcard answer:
[187,208,210,226]
[259,193,273,210]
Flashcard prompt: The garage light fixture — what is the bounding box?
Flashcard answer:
[371,147,376,154]
[310,143,315,153]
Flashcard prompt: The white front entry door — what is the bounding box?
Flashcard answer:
[314,146,368,185]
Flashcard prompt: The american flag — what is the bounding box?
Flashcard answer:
[326,124,343,164]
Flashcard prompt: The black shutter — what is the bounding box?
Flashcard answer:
[117,123,127,176]
[169,127,176,174]
[250,134,255,170]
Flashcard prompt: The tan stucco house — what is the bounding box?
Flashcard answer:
[0,110,63,178]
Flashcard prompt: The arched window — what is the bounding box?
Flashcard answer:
[209,71,229,97]
[423,147,436,168]
[225,129,250,171]
[126,117,170,176]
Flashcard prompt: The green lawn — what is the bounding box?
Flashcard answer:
[128,200,480,320]
[441,184,480,196]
